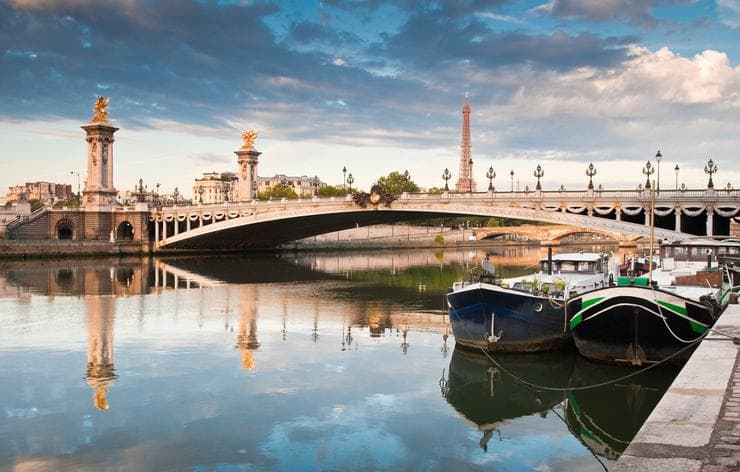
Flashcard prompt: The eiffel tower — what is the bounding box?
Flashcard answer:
[454,97,476,192]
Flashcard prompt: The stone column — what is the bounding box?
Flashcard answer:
[81,122,119,208]
[675,206,682,232]
[644,207,650,226]
[706,207,714,237]
[236,148,261,202]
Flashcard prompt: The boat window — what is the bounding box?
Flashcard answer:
[672,247,688,257]
[691,247,711,257]
[729,247,740,255]
[541,262,550,272]
[560,262,576,272]
[578,261,592,272]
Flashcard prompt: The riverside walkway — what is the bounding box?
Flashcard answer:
[616,303,740,471]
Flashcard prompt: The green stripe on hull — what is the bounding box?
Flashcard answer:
[569,296,605,329]
[569,313,583,330]
[656,300,687,316]
[581,297,605,310]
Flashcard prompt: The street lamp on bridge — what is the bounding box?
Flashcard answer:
[173,187,179,205]
[704,158,717,189]
[342,166,347,190]
[468,158,473,193]
[198,185,204,205]
[70,170,80,203]
[486,166,496,191]
[674,164,680,190]
[642,161,654,189]
[533,165,544,191]
[585,163,597,190]
[655,150,662,192]
[510,169,514,192]
[442,168,451,191]
[347,173,354,193]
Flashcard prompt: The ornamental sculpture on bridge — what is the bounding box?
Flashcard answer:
[91,96,110,123]
[241,130,258,150]
[353,184,397,208]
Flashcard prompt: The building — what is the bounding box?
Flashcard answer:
[5,181,73,204]
[192,172,239,204]
[257,174,323,197]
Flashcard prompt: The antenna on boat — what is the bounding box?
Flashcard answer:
[648,179,656,286]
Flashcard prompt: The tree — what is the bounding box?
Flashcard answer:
[426,187,445,194]
[377,171,419,195]
[257,183,299,200]
[318,185,348,197]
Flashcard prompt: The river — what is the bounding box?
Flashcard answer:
[0,245,678,471]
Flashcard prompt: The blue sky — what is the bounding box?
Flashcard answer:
[1,0,738,197]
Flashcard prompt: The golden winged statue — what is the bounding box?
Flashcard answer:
[241,130,258,149]
[92,96,110,123]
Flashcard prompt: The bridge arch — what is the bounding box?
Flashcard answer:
[116,221,135,240]
[55,218,75,240]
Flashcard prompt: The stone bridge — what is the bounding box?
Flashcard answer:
[149,188,739,250]
[473,225,631,245]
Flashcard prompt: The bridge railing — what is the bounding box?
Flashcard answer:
[151,188,737,216]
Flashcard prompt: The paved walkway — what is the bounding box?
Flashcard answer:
[616,304,740,471]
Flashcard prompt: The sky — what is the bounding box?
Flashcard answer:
[1,0,739,198]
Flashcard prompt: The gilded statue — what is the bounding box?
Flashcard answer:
[241,130,258,149]
[92,96,110,123]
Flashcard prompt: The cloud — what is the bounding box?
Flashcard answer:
[531,0,687,26]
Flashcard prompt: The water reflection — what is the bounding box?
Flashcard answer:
[565,357,678,460]
[443,348,572,452]
[443,347,678,465]
[0,246,672,470]
[84,296,117,410]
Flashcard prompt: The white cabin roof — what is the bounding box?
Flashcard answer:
[539,252,605,263]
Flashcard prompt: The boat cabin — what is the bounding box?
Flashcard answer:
[539,253,609,275]
[660,238,740,270]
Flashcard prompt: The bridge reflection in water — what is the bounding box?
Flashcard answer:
[0,246,677,469]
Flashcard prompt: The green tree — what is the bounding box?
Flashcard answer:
[53,198,81,209]
[318,185,348,197]
[426,187,445,194]
[377,171,420,195]
[257,183,299,200]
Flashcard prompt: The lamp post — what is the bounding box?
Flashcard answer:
[655,150,662,192]
[510,170,514,192]
[533,165,544,191]
[312,175,320,196]
[468,158,473,193]
[403,169,410,192]
[173,187,179,205]
[70,170,80,203]
[642,161,654,189]
[442,168,451,191]
[347,173,354,193]
[704,158,717,189]
[198,185,204,205]
[674,164,680,190]
[486,166,496,191]
[585,163,597,190]
[342,166,347,190]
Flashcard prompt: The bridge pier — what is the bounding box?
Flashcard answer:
[540,240,560,247]
[675,209,681,232]
[706,210,714,237]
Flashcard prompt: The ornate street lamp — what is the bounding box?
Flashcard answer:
[559,184,566,192]
[704,158,717,189]
[70,170,80,203]
[642,161,654,189]
[223,182,230,202]
[510,169,514,192]
[343,166,347,190]
[638,183,644,191]
[585,162,597,190]
[173,187,179,205]
[403,169,410,182]
[198,185,204,205]
[680,183,686,192]
[533,164,544,191]
[442,168,451,191]
[347,173,354,193]
[674,164,680,190]
[655,150,662,192]
[726,182,733,192]
[486,166,496,191]
[468,158,473,193]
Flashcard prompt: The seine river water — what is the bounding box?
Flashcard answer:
[0,246,679,471]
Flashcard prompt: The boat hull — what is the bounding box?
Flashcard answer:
[567,286,718,365]
[446,283,571,352]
